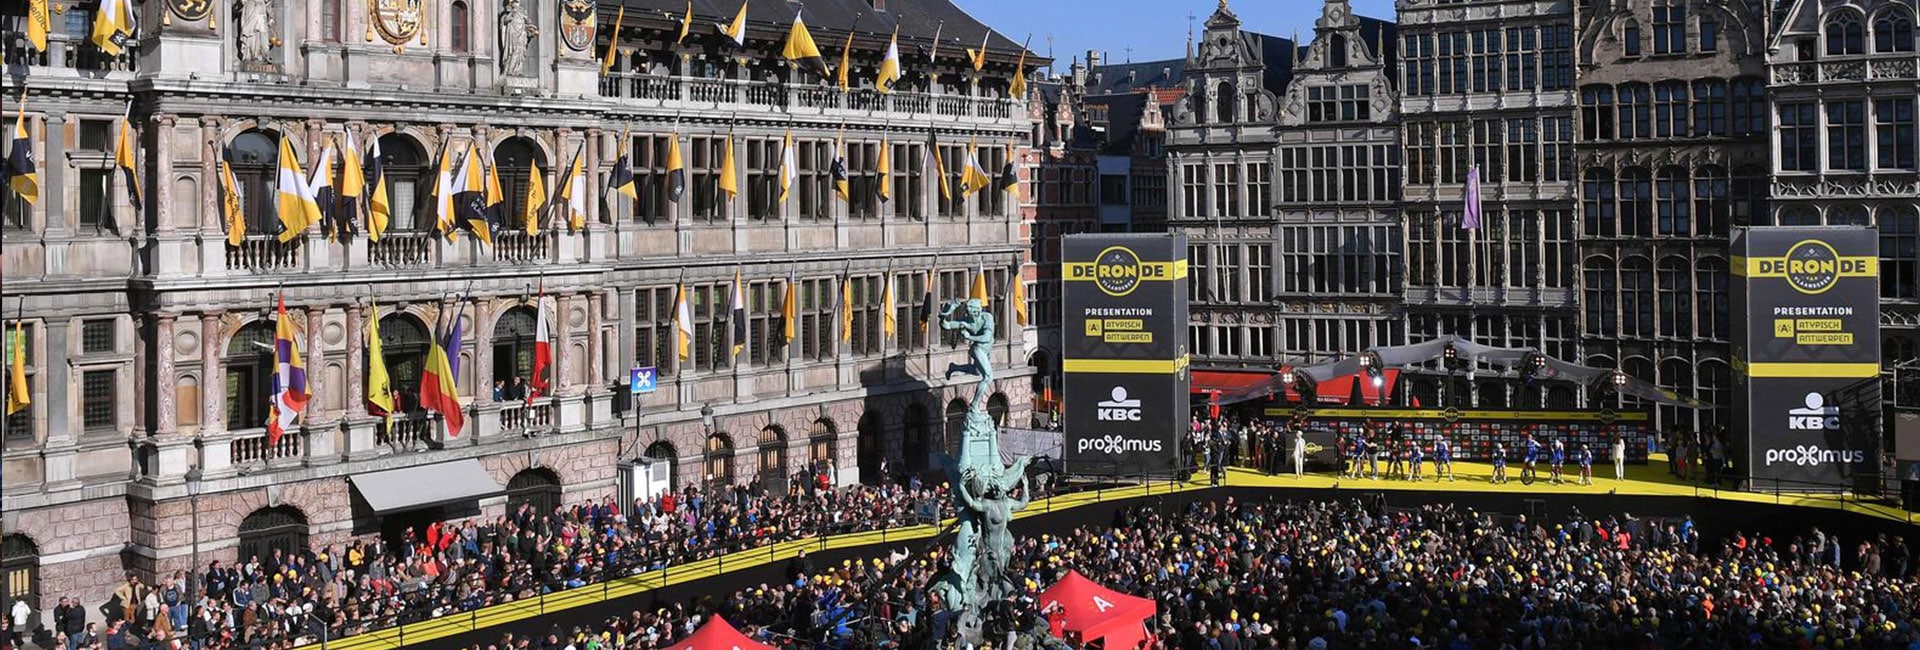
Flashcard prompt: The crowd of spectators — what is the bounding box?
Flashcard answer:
[454,497,1918,650]
[10,480,952,650]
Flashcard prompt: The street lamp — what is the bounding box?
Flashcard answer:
[700,403,715,434]
[184,467,203,599]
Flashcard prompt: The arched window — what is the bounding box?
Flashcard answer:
[943,399,969,457]
[1621,257,1654,338]
[1581,86,1616,140]
[1617,83,1652,139]
[492,137,547,227]
[1696,257,1729,339]
[1,535,37,631]
[1876,8,1916,53]
[1658,257,1693,338]
[226,321,276,430]
[228,131,282,235]
[1779,205,1821,226]
[1216,81,1235,123]
[1830,205,1870,227]
[492,306,538,394]
[1584,256,1617,336]
[1691,79,1728,136]
[1658,358,1695,431]
[902,403,929,475]
[1693,166,1729,237]
[703,433,733,486]
[1622,19,1643,57]
[808,418,835,470]
[1827,11,1866,55]
[450,1,471,53]
[986,393,1009,428]
[1698,359,1730,432]
[1656,166,1690,236]
[1619,168,1653,237]
[374,134,429,231]
[756,425,787,484]
[372,314,429,414]
[1582,168,1616,237]
[505,467,562,516]
[238,506,309,566]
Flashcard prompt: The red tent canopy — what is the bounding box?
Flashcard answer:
[1039,570,1157,649]
[664,615,777,650]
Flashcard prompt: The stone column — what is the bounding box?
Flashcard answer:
[473,298,494,404]
[580,128,599,231]
[39,321,71,445]
[306,305,325,418]
[40,113,66,235]
[554,293,573,394]
[201,313,222,434]
[345,304,365,417]
[155,315,178,438]
[200,118,223,232]
[587,289,604,390]
[154,114,177,234]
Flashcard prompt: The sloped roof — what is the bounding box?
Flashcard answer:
[1087,58,1186,95]
[611,0,1037,61]
[1083,92,1148,156]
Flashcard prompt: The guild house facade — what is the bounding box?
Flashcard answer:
[0,0,1039,617]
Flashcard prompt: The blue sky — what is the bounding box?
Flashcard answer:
[962,0,1398,72]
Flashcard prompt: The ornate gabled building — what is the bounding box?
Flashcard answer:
[1166,1,1297,375]
[0,0,1037,619]
[1574,0,1771,433]
[1266,0,1404,371]
[1764,0,1920,408]
[1397,0,1582,409]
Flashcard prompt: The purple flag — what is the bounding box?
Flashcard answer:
[1462,165,1482,230]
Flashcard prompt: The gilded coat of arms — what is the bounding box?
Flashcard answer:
[560,0,598,52]
[367,0,428,50]
[168,0,215,25]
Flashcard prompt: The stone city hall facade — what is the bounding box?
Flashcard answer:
[0,0,1040,616]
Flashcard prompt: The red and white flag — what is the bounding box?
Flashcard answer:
[529,282,551,402]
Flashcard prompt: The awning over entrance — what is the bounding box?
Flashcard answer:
[349,458,501,514]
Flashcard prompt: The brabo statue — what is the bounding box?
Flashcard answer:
[934,298,1031,644]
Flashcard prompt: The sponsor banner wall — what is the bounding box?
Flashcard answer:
[1061,234,1189,477]
[1731,227,1881,490]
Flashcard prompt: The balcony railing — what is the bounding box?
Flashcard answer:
[369,232,434,267]
[230,429,303,464]
[1774,58,1919,85]
[493,231,553,264]
[498,400,555,436]
[227,235,303,271]
[2,33,138,73]
[377,412,435,448]
[598,73,1017,121]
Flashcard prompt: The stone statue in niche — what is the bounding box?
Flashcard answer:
[236,0,278,65]
[500,0,539,77]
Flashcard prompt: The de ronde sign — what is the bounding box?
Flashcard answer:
[1731,227,1880,490]
[1061,234,1189,477]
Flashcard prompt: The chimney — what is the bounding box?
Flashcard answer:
[1087,50,1102,68]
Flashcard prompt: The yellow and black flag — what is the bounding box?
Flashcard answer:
[918,266,936,337]
[365,135,391,241]
[339,132,367,242]
[609,130,638,201]
[831,132,849,202]
[522,160,546,236]
[114,114,141,215]
[219,159,246,246]
[666,134,686,203]
[5,94,38,206]
[90,0,134,56]
[960,137,992,195]
[876,138,891,203]
[676,0,694,45]
[876,27,902,93]
[924,130,948,202]
[996,137,1019,198]
[717,1,748,48]
[781,12,831,80]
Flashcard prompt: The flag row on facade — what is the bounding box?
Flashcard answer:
[17,0,130,56]
[605,1,1033,98]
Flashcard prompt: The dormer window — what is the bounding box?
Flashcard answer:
[1330,34,1349,68]
[1623,20,1642,57]
[1652,3,1685,54]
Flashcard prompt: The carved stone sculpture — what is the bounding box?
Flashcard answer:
[500,0,538,77]
[237,0,277,64]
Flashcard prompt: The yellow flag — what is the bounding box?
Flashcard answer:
[219,161,246,246]
[969,266,990,308]
[781,276,797,344]
[876,27,901,93]
[90,0,134,56]
[25,0,48,52]
[839,276,853,344]
[274,137,322,243]
[523,161,546,236]
[781,13,830,79]
[676,0,693,45]
[1010,45,1029,99]
[718,135,738,199]
[882,273,897,338]
[1012,271,1029,326]
[876,139,892,203]
[835,31,855,92]
[674,284,694,361]
[5,322,28,416]
[366,298,396,421]
[601,6,625,74]
[967,30,990,72]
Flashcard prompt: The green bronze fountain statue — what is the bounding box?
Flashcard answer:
[934,298,1031,643]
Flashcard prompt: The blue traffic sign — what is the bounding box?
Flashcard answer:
[630,367,657,395]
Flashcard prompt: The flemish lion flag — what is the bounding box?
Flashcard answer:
[918,267,935,337]
[522,160,546,236]
[5,322,28,416]
[780,12,831,80]
[309,140,339,242]
[219,160,246,246]
[114,116,141,214]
